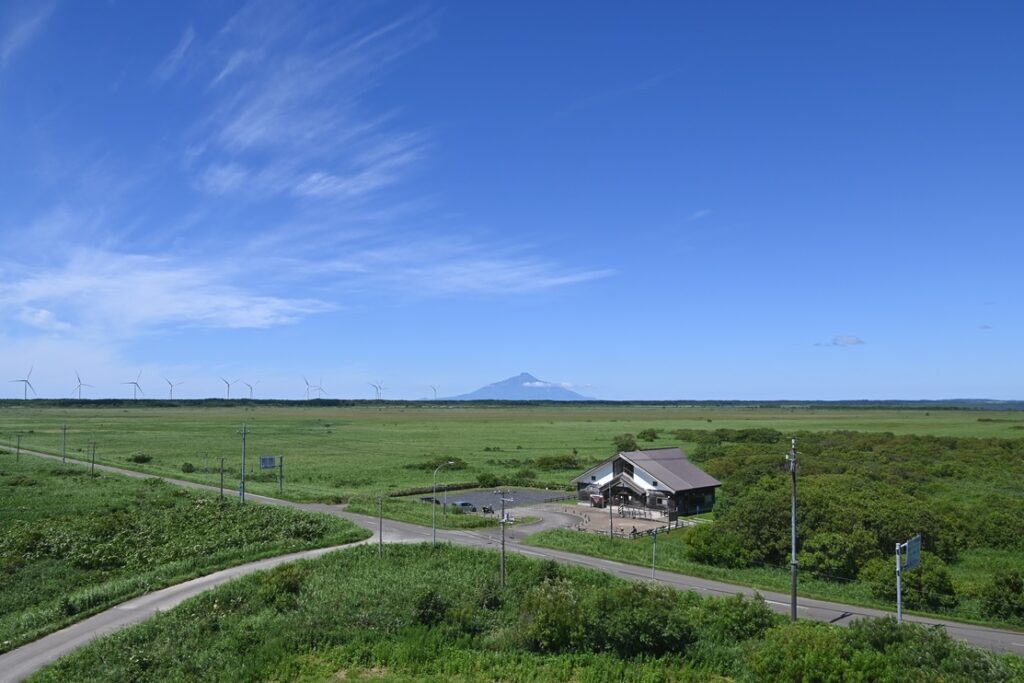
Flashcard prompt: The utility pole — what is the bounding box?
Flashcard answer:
[378,496,384,557]
[62,424,67,464]
[16,434,21,462]
[220,457,225,500]
[278,456,284,494]
[786,437,799,622]
[608,489,614,540]
[432,460,454,547]
[652,528,658,579]
[498,490,514,588]
[239,423,250,504]
[89,442,96,474]
[895,542,903,623]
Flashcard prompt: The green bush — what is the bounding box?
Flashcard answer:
[126,453,151,464]
[414,589,449,626]
[180,462,195,473]
[743,621,858,681]
[685,523,752,568]
[980,570,1024,625]
[636,428,659,442]
[519,579,585,652]
[476,472,501,488]
[802,528,875,581]
[404,457,467,471]
[859,552,959,611]
[534,454,581,471]
[612,433,637,452]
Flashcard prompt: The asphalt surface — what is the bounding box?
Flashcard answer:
[2,447,1023,682]
[407,486,573,512]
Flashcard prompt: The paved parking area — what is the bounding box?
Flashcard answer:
[407,487,573,510]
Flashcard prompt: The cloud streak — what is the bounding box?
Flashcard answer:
[152,25,196,82]
[0,249,331,335]
[816,335,866,347]
[1,3,55,67]
[185,5,435,207]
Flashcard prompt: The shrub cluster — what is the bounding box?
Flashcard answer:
[33,545,1021,682]
[680,429,1024,613]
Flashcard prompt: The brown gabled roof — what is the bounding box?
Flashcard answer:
[621,447,720,492]
[574,447,720,493]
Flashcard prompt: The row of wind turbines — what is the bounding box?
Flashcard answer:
[7,368,439,401]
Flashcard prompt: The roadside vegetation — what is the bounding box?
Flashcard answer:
[345,495,497,529]
[0,457,369,653]
[32,545,1023,682]
[529,428,1024,629]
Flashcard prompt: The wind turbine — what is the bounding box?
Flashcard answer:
[164,377,184,400]
[72,371,94,400]
[10,367,35,400]
[368,382,380,400]
[313,376,326,399]
[243,380,259,399]
[303,376,313,400]
[377,382,386,400]
[220,377,239,399]
[430,385,438,400]
[123,371,144,400]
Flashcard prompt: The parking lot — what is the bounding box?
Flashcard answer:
[406,487,573,511]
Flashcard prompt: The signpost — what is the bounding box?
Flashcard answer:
[651,528,658,579]
[896,533,922,623]
[259,456,284,493]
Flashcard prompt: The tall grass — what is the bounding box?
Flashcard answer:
[0,458,369,652]
[32,544,1022,682]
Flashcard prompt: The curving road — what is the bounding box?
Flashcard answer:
[2,448,1022,681]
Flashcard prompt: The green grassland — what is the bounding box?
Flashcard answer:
[2,402,1022,503]
[0,457,370,653]
[4,402,1023,633]
[345,495,498,529]
[32,544,1024,682]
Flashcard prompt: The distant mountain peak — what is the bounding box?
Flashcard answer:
[446,372,593,401]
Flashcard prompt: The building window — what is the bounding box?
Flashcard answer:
[652,480,657,487]
[591,475,596,481]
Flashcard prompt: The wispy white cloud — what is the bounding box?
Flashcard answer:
[816,335,866,347]
[187,6,434,205]
[16,306,71,332]
[0,3,55,68]
[686,209,712,222]
[0,248,331,335]
[299,237,614,295]
[209,48,262,87]
[979,324,993,331]
[546,72,674,126]
[152,25,196,82]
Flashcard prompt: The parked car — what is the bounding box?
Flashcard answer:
[450,501,477,513]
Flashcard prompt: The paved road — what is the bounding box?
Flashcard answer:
[2,448,1023,681]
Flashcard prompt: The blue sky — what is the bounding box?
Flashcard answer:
[1,1,1021,400]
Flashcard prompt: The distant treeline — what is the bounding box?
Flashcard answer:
[1,398,1022,410]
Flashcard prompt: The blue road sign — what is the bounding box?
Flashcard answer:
[260,456,277,470]
[905,534,922,571]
